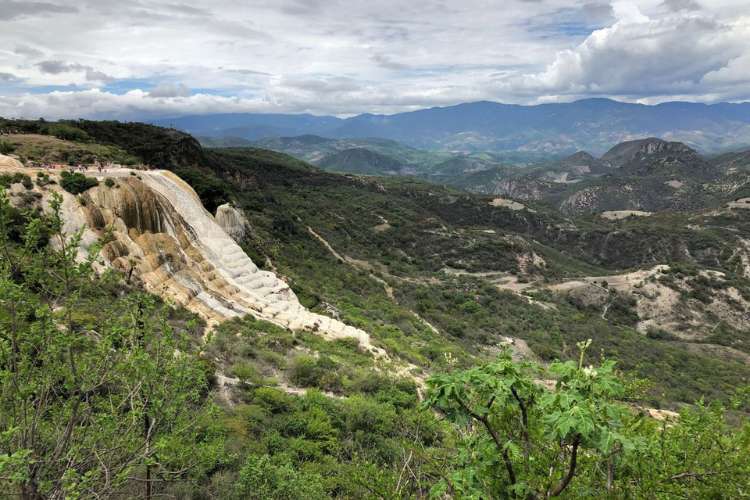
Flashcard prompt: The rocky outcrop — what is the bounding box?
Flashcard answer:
[215,203,249,242]
[0,154,23,169]
[9,167,382,355]
[601,138,696,168]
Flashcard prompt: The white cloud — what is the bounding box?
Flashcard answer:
[504,5,750,101]
[147,83,192,98]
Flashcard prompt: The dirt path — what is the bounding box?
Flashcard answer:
[307,226,396,299]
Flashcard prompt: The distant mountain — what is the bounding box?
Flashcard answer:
[318,148,408,175]
[606,138,713,178]
[153,113,342,141]
[454,138,749,214]
[248,135,520,177]
[197,136,255,148]
[153,98,750,155]
[559,151,608,174]
[249,135,433,166]
[712,149,750,173]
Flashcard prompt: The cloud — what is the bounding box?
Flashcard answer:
[503,6,750,101]
[13,45,44,58]
[0,89,264,120]
[37,60,84,75]
[0,0,748,118]
[661,0,701,12]
[0,72,21,82]
[36,60,114,82]
[147,83,192,98]
[371,53,408,70]
[0,1,77,20]
[85,69,115,83]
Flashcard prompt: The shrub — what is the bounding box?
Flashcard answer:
[60,170,98,194]
[0,173,32,189]
[0,139,15,154]
[288,355,318,387]
[288,355,342,392]
[104,177,115,188]
[231,362,264,385]
[36,172,52,187]
[43,123,90,142]
[235,455,326,499]
[646,328,680,341]
[173,166,230,213]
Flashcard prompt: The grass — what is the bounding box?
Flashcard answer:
[1,134,138,166]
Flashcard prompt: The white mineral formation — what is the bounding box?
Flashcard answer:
[4,166,383,355]
[0,154,24,169]
[215,203,249,242]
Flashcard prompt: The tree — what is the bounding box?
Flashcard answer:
[425,340,750,498]
[0,189,223,498]
[425,340,640,498]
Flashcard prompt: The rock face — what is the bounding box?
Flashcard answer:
[0,154,24,169]
[23,168,379,352]
[215,203,249,242]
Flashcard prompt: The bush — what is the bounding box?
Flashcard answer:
[646,328,680,341]
[60,170,98,194]
[104,177,115,188]
[288,355,342,392]
[235,455,326,499]
[43,123,90,142]
[173,166,230,213]
[36,172,53,187]
[0,139,15,154]
[0,173,32,189]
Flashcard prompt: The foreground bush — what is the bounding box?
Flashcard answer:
[0,190,223,498]
[60,170,98,194]
[426,340,750,498]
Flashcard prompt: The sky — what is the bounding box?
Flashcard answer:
[0,0,749,119]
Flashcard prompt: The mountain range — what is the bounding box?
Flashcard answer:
[154,98,750,155]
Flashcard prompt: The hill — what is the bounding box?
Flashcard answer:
[3,118,750,403]
[317,148,408,175]
[457,138,750,215]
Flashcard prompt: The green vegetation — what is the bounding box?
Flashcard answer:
[427,343,750,498]
[59,170,99,194]
[0,139,15,155]
[0,172,32,190]
[188,146,749,406]
[0,132,138,166]
[43,123,92,142]
[172,165,231,213]
[1,121,749,496]
[0,189,223,498]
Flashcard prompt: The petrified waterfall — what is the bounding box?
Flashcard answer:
[55,169,379,352]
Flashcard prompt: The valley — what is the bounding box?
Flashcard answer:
[1,119,749,498]
[3,120,749,407]
[4,0,750,495]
